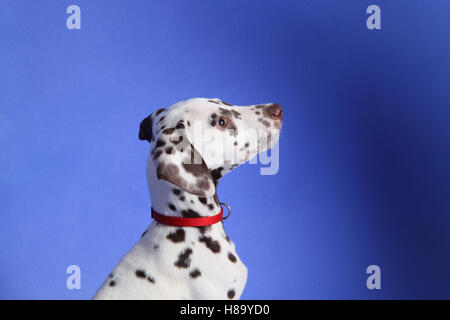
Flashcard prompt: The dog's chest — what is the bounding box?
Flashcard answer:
[93,221,247,300]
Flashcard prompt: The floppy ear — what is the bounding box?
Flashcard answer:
[139,114,153,142]
[151,127,215,197]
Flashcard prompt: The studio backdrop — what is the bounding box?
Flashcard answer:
[1,0,449,299]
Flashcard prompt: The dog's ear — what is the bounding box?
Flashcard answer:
[140,108,167,142]
[151,127,215,197]
[139,114,154,142]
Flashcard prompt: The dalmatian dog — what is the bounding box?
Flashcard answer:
[93,98,283,300]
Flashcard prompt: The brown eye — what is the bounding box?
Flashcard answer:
[217,117,229,129]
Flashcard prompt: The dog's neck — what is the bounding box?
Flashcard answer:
[147,165,221,219]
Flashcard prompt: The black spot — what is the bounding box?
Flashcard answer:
[218,107,233,117]
[234,141,238,146]
[179,196,186,201]
[155,139,166,148]
[175,248,193,268]
[165,146,174,154]
[181,209,201,218]
[163,128,175,135]
[187,121,191,127]
[172,135,183,145]
[173,189,181,196]
[210,167,224,182]
[196,226,211,234]
[159,116,165,123]
[135,269,146,278]
[189,269,201,278]
[207,204,214,210]
[154,149,163,159]
[153,244,159,249]
[168,203,176,211]
[231,110,241,119]
[228,252,237,263]
[222,101,234,106]
[135,269,155,284]
[244,142,249,148]
[176,122,185,129]
[141,230,148,238]
[199,236,221,253]
[167,228,185,243]
[109,280,116,287]
[210,113,218,126]
[155,108,165,116]
[198,197,207,205]
[208,100,221,105]
[227,289,235,299]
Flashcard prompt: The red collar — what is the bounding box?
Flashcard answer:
[151,207,224,227]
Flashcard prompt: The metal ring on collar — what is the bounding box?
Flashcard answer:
[220,202,231,220]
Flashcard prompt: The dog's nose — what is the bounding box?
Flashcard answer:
[265,104,283,120]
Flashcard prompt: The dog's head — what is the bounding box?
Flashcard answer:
[139,98,283,197]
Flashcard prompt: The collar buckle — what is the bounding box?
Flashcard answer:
[220,202,231,220]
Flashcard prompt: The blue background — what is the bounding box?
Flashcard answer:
[1,0,449,299]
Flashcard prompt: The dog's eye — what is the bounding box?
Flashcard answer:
[217,117,229,129]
